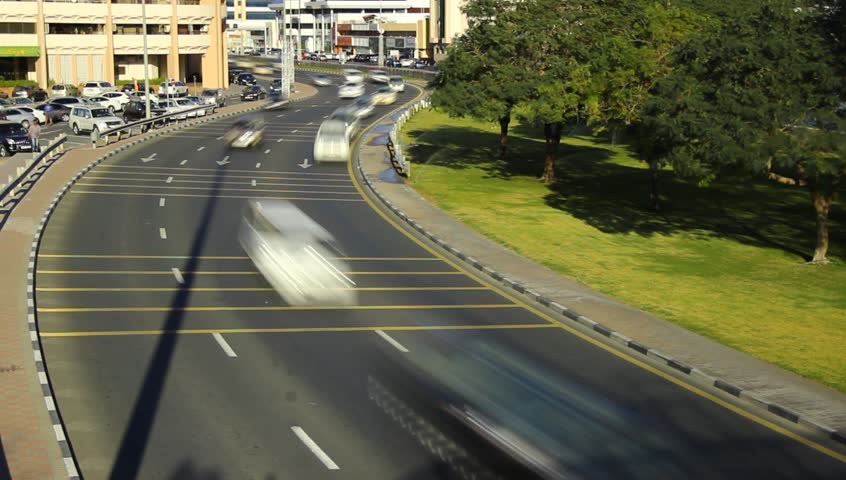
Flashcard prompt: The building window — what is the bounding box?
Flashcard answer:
[47,24,105,35]
[177,24,209,34]
[113,24,170,34]
[246,12,277,20]
[0,23,36,34]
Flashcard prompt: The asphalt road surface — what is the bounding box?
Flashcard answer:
[34,78,846,480]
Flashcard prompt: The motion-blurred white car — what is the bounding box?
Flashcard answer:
[239,200,357,306]
[86,93,129,114]
[343,68,364,83]
[338,82,365,99]
[371,87,398,105]
[313,119,352,164]
[313,74,333,87]
[351,96,376,119]
[369,70,389,84]
[388,76,405,93]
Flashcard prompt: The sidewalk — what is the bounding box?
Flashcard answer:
[0,84,316,479]
[355,109,846,445]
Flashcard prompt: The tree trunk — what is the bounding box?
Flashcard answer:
[809,186,833,263]
[541,122,561,184]
[649,160,661,211]
[498,113,510,161]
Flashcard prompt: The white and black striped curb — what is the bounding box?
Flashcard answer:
[352,106,846,449]
[25,91,319,479]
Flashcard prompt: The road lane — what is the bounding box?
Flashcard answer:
[33,77,846,480]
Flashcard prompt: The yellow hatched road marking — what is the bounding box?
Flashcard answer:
[37,254,439,261]
[37,270,462,275]
[92,164,350,177]
[71,191,367,201]
[35,286,491,292]
[90,169,353,183]
[74,182,361,196]
[37,304,520,313]
[40,323,557,337]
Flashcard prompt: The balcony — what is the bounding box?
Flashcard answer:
[177,34,210,52]
[43,3,108,21]
[113,33,172,54]
[111,4,172,24]
[176,4,216,22]
[0,1,38,21]
[45,33,107,53]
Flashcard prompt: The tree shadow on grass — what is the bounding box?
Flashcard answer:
[544,158,845,261]
[404,124,612,181]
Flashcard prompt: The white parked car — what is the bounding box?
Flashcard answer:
[159,99,198,120]
[102,92,131,110]
[338,81,365,99]
[0,107,37,129]
[127,91,160,104]
[177,97,208,117]
[388,76,405,93]
[68,106,124,135]
[50,96,90,109]
[159,80,188,98]
[81,81,116,97]
[87,93,128,114]
[13,106,47,124]
[399,57,414,68]
[369,70,389,84]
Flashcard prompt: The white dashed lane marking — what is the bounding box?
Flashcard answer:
[159,228,167,239]
[212,333,237,357]
[291,427,339,470]
[197,146,205,151]
[159,198,166,207]
[171,268,184,284]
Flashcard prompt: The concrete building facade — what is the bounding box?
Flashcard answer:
[0,0,229,89]
[428,0,467,60]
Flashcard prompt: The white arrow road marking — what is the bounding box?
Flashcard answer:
[276,138,284,143]
[216,136,224,140]
[251,179,256,187]
[255,201,262,209]
[197,146,205,151]
[291,129,298,133]
[307,122,313,125]
[255,162,262,168]
[165,176,173,184]
[264,149,270,154]
[322,115,328,119]
[295,109,302,112]
[216,155,230,166]
[159,228,167,239]
[180,159,188,166]
[298,158,312,169]
[212,333,237,357]
[171,267,184,284]
[159,198,166,207]
[141,153,157,163]
[374,330,409,352]
[276,114,285,118]
[291,427,339,470]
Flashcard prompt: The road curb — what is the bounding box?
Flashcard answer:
[352,100,846,449]
[26,90,317,479]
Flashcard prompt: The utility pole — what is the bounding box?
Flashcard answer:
[269,2,290,100]
[141,0,150,118]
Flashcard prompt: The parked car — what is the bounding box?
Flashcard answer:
[102,92,131,110]
[50,84,79,97]
[338,81,365,99]
[35,103,72,123]
[181,96,210,116]
[159,99,199,119]
[388,76,405,93]
[9,97,34,105]
[235,72,258,86]
[371,87,398,105]
[0,99,10,107]
[120,82,155,94]
[269,79,282,94]
[86,95,125,114]
[241,85,267,101]
[50,96,89,108]
[400,57,415,68]
[200,88,226,108]
[68,106,124,135]
[12,85,48,102]
[413,59,432,69]
[122,100,168,126]
[0,121,32,157]
[159,80,188,98]
[369,70,390,84]
[81,81,116,97]
[127,90,160,104]
[228,69,245,83]
[0,107,37,129]
[14,106,47,124]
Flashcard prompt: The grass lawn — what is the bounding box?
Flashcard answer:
[402,109,846,392]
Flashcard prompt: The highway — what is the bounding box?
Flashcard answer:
[33,77,846,479]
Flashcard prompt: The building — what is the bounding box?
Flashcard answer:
[0,0,229,89]
[226,0,430,57]
[428,0,467,60]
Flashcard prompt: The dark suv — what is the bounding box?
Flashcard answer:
[235,72,258,86]
[12,85,48,102]
[0,121,33,157]
[122,100,168,129]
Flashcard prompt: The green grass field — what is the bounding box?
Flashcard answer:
[402,109,846,392]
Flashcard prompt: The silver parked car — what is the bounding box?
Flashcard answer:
[0,107,37,129]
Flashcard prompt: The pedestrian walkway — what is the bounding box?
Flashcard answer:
[355,103,846,446]
[0,84,316,479]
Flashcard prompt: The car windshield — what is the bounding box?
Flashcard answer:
[201,90,217,96]
[0,123,26,135]
[52,85,64,91]
[176,99,193,106]
[91,108,112,118]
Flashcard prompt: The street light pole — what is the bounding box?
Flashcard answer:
[141,0,150,119]
[378,1,384,67]
[269,2,290,101]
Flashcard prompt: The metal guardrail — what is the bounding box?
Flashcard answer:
[0,134,68,228]
[93,103,218,148]
[385,97,432,179]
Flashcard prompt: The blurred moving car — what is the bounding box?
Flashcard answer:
[371,87,398,105]
[327,106,361,138]
[224,114,265,149]
[388,76,405,93]
[0,107,36,129]
[313,118,352,164]
[200,88,226,108]
[239,200,357,306]
[269,79,282,94]
[68,106,124,135]
[35,103,72,123]
[81,81,116,97]
[338,81,365,99]
[342,68,364,83]
[312,74,333,87]
[369,70,390,84]
[241,85,267,101]
[350,96,376,119]
[12,85,48,102]
[0,121,32,157]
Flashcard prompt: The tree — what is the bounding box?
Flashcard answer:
[645,1,845,262]
[430,0,529,160]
